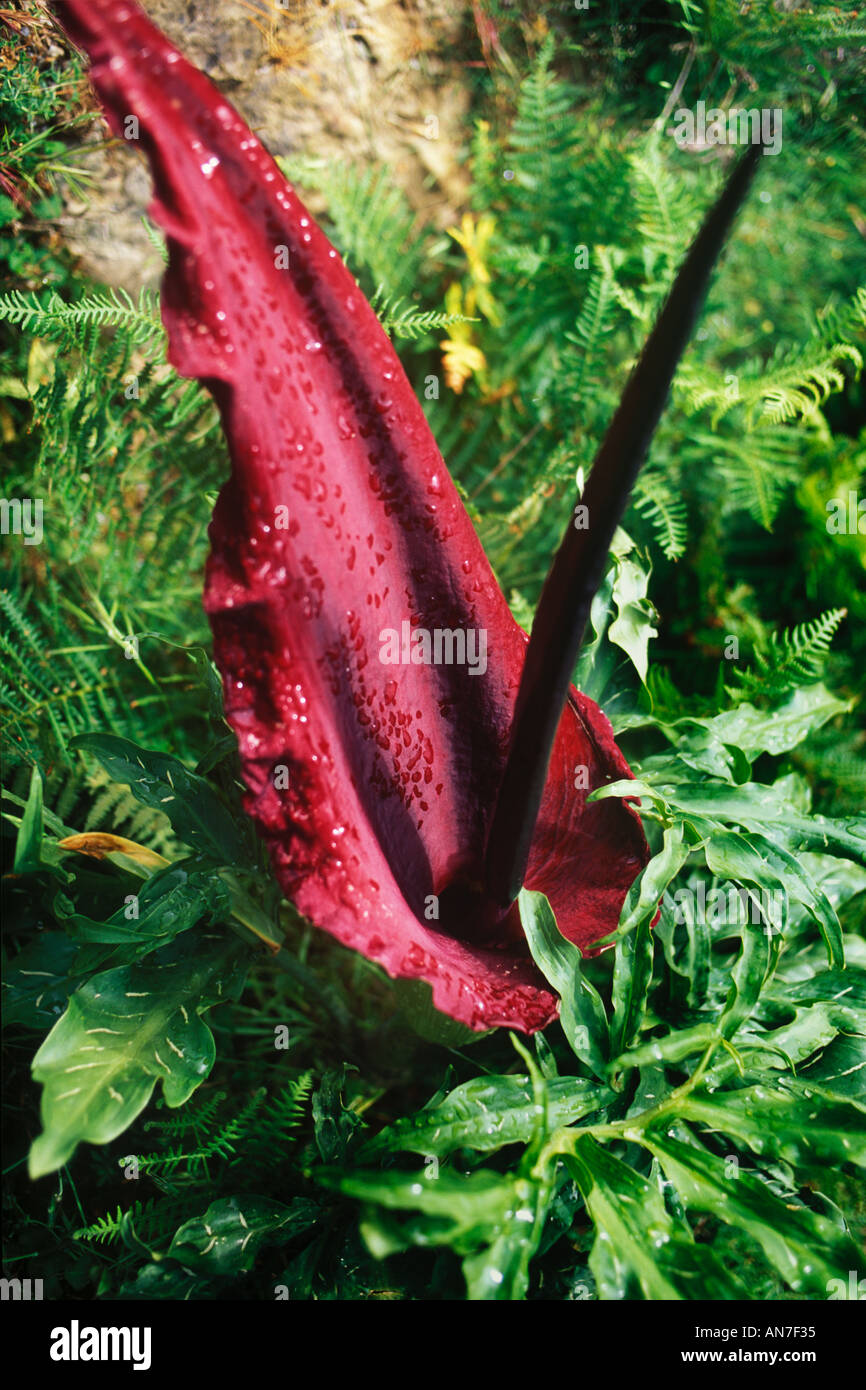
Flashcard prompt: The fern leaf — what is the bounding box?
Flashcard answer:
[278,160,432,303]
[141,215,169,265]
[564,252,621,400]
[370,287,472,342]
[730,607,847,700]
[74,1202,145,1246]
[0,286,163,349]
[74,1195,190,1247]
[676,286,865,427]
[634,470,688,559]
[506,33,580,200]
[629,142,699,283]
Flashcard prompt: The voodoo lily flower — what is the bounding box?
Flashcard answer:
[54,1,759,1031]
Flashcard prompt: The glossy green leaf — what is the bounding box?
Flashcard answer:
[677,685,849,778]
[573,557,619,704]
[566,1134,748,1300]
[645,1131,865,1296]
[573,531,649,722]
[613,820,690,938]
[13,764,44,874]
[462,1169,554,1301]
[594,788,847,966]
[2,932,82,1031]
[312,1067,364,1163]
[612,1023,719,1073]
[799,1034,866,1101]
[519,888,609,1077]
[609,823,689,1060]
[716,965,866,1078]
[319,1165,514,1240]
[361,1073,612,1159]
[167,1196,315,1274]
[610,916,654,1065]
[620,684,850,781]
[718,924,773,1038]
[320,1165,552,1300]
[69,733,245,866]
[654,781,866,868]
[704,827,843,966]
[607,543,658,684]
[29,937,244,1177]
[54,861,230,959]
[675,1079,866,1168]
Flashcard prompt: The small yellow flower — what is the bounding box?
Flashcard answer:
[447,213,502,327]
[441,340,487,394]
[440,282,487,393]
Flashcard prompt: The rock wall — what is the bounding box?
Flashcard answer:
[58,0,474,289]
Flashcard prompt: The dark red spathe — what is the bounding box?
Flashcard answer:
[54,0,649,1030]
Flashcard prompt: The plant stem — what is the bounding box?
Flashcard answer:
[532,1039,722,1176]
[484,145,763,912]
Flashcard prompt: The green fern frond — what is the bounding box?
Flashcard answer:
[139,1092,264,1174]
[143,1090,228,1140]
[257,1073,314,1142]
[83,766,177,854]
[279,160,433,303]
[72,1078,315,1248]
[758,341,862,424]
[564,252,622,400]
[74,1195,190,1247]
[729,607,847,699]
[506,33,580,199]
[0,588,134,762]
[676,287,865,427]
[203,1091,268,1161]
[689,427,800,530]
[141,215,169,265]
[815,284,866,339]
[0,286,163,349]
[132,1078,313,1179]
[0,291,228,774]
[634,469,689,559]
[370,287,472,342]
[719,445,788,531]
[629,142,699,281]
[74,1202,147,1246]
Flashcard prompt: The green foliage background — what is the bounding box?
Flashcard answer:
[1,1,864,1300]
